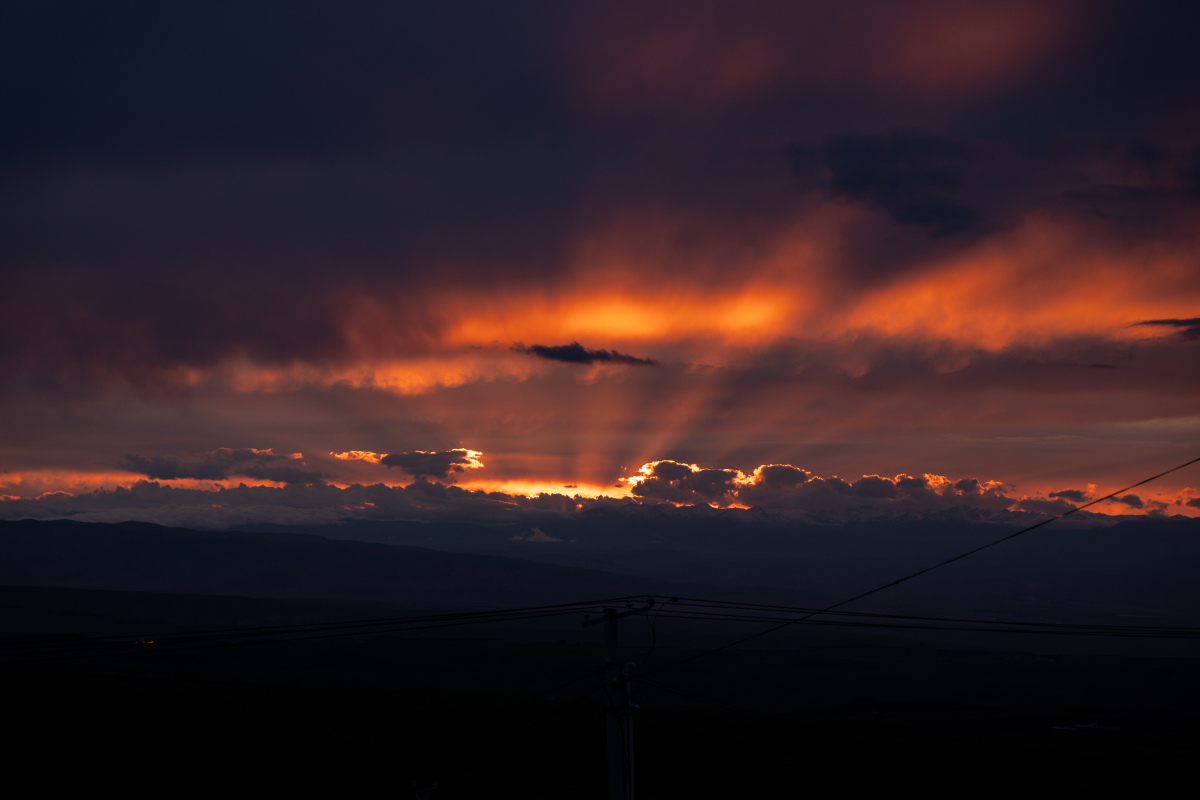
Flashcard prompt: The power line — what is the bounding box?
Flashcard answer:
[0,609,589,666]
[0,608,578,657]
[646,609,1200,639]
[0,597,652,652]
[654,598,1200,634]
[6,587,1200,668]
[642,454,1200,678]
[638,597,673,670]
[0,599,654,666]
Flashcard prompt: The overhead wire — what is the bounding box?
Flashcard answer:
[645,609,1200,639]
[650,598,1200,634]
[0,608,577,658]
[638,596,673,670]
[6,590,1200,668]
[0,598,653,665]
[0,610,592,666]
[0,595,649,652]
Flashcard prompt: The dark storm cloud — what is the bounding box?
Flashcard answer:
[0,1,578,381]
[0,1,562,160]
[791,136,979,235]
[117,449,324,484]
[628,460,1019,518]
[1132,317,1200,341]
[0,479,551,529]
[789,129,1200,273]
[379,449,482,479]
[755,465,813,488]
[1109,494,1144,509]
[629,461,742,503]
[1,1,1199,385]
[1049,488,1091,502]
[513,342,658,366]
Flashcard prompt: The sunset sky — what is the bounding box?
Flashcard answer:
[2,0,1198,527]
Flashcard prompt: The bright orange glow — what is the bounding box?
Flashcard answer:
[453,479,633,499]
[0,470,292,497]
[331,451,384,464]
[161,206,1200,406]
[449,289,795,347]
[841,221,1200,348]
[0,471,147,497]
[439,449,486,470]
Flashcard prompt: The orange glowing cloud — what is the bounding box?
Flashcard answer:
[448,290,795,348]
[453,478,632,500]
[0,470,298,498]
[840,218,1200,349]
[331,451,384,464]
[334,208,1200,384]
[135,178,1197,409]
[621,458,1200,518]
[0,471,144,498]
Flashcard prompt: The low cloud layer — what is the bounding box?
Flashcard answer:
[626,460,1195,520]
[627,459,1017,516]
[7,454,1192,531]
[117,449,324,485]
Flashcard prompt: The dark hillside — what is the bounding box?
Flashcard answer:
[0,519,820,609]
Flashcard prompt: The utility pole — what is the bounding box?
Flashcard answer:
[584,600,653,800]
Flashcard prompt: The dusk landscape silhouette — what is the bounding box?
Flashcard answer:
[3,3,1200,797]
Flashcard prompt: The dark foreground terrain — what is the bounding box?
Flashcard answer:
[4,517,1200,795]
[9,666,1199,799]
[6,604,1200,799]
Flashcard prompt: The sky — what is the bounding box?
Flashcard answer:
[2,0,1199,528]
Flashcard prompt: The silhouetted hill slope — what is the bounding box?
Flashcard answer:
[234,516,1200,632]
[239,514,1200,569]
[0,519,817,608]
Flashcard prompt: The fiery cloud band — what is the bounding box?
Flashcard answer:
[0,2,1198,524]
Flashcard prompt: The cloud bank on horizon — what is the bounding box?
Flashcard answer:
[1,1,1198,518]
[3,447,1194,530]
